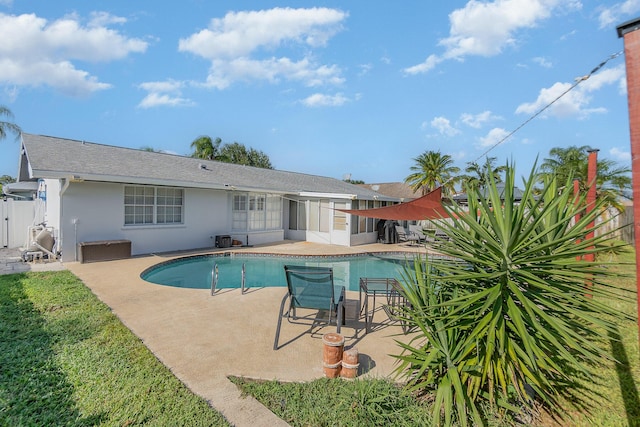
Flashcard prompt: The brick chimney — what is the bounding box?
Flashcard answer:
[617,17,640,343]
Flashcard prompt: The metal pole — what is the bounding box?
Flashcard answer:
[617,19,640,345]
[574,179,582,262]
[584,149,599,298]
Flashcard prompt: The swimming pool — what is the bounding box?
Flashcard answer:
[141,252,416,292]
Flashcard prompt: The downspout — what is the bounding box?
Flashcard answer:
[60,176,71,197]
[60,177,71,261]
[617,18,640,345]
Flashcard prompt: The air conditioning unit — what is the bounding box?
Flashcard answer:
[215,235,232,248]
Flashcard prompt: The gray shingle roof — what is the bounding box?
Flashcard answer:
[20,133,396,201]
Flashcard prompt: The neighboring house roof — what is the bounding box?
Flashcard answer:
[3,181,38,193]
[358,182,421,201]
[2,180,38,199]
[19,133,397,201]
[452,183,524,203]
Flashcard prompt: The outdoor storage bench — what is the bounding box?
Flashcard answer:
[78,239,131,263]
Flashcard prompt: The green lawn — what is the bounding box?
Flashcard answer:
[1,253,639,426]
[0,270,229,426]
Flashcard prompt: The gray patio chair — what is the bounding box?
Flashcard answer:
[435,229,450,242]
[409,224,435,243]
[395,225,421,245]
[273,265,345,350]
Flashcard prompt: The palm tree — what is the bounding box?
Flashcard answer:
[190,135,222,160]
[540,145,631,211]
[0,106,22,141]
[405,150,460,196]
[461,156,507,191]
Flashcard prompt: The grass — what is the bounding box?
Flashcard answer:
[229,376,433,427]
[1,251,638,426]
[0,270,229,426]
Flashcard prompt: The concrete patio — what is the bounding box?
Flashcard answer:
[4,241,430,426]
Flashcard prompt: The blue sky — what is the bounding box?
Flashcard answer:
[0,1,636,185]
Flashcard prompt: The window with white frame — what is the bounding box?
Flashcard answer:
[308,199,330,232]
[124,186,183,225]
[233,192,282,231]
[232,194,248,230]
[351,200,359,235]
[289,200,307,230]
[350,199,387,235]
[266,194,282,229]
[249,194,266,230]
[333,201,347,231]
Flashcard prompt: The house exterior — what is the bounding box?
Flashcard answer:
[17,134,397,261]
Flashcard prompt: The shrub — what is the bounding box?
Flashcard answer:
[392,163,635,426]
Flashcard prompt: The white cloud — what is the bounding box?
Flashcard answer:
[598,0,640,29]
[301,92,349,107]
[88,11,127,28]
[404,0,580,75]
[451,150,467,161]
[610,147,631,162]
[203,57,344,90]
[430,116,461,136]
[0,12,147,97]
[179,7,347,89]
[137,80,194,109]
[479,127,510,147]
[358,63,373,76]
[3,85,18,102]
[515,64,625,118]
[460,110,501,128]
[404,54,442,75]
[533,56,552,68]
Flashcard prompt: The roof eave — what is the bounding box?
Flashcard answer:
[31,170,291,194]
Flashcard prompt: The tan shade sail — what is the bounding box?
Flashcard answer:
[338,187,449,221]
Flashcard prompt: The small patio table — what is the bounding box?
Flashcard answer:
[359,277,402,333]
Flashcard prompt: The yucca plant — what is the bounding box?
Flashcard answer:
[392,163,635,426]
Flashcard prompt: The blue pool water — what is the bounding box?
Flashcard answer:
[141,252,416,291]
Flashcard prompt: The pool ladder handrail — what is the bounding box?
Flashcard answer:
[241,263,247,294]
[211,262,247,295]
[211,263,219,295]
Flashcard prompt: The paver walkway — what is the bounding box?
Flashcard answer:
[0,247,66,275]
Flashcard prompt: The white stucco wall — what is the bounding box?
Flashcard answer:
[350,232,378,246]
[56,182,228,261]
[49,181,382,261]
[54,182,291,261]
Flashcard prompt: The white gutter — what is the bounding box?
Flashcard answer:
[30,170,290,194]
[298,192,358,199]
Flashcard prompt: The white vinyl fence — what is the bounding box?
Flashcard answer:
[1,199,38,249]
